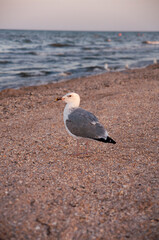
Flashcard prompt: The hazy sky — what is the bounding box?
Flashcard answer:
[0,0,159,31]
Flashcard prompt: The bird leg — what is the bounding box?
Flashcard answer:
[85,141,89,154]
[76,139,80,155]
[75,139,89,156]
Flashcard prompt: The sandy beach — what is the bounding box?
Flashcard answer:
[0,65,159,239]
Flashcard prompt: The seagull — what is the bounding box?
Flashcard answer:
[56,92,116,154]
[153,58,157,64]
[104,63,110,71]
[125,63,129,69]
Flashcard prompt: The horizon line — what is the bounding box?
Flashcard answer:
[0,28,159,32]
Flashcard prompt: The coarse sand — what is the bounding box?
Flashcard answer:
[0,65,159,240]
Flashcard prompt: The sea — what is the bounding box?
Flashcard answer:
[0,30,159,91]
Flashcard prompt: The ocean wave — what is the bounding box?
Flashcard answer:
[26,51,37,55]
[48,43,73,47]
[0,60,12,64]
[17,71,52,78]
[22,39,32,43]
[41,71,52,76]
[82,46,102,51]
[142,41,159,45]
[17,72,33,77]
[85,66,105,71]
[59,72,72,76]
[7,50,37,55]
[82,47,92,50]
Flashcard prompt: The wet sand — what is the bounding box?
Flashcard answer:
[0,65,159,239]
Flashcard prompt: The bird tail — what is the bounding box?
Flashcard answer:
[93,136,116,144]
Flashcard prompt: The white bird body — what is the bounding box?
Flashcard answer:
[63,105,79,139]
[63,93,81,139]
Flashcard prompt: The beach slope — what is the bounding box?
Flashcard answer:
[0,65,159,239]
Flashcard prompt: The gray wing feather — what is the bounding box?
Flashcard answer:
[66,108,106,139]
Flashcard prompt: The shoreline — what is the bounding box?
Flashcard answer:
[0,64,158,99]
[0,64,159,239]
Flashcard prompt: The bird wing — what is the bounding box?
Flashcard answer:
[66,108,107,139]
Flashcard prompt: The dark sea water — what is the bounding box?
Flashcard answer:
[0,30,159,91]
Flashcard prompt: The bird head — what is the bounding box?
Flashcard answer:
[56,92,80,108]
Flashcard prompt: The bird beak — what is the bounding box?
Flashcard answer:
[56,97,62,101]
[56,97,65,101]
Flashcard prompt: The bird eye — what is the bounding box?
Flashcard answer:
[68,95,72,97]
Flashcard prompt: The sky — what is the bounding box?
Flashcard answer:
[0,0,159,31]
